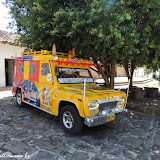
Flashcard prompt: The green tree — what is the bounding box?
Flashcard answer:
[121,0,160,87]
[6,0,160,88]
[143,1,160,76]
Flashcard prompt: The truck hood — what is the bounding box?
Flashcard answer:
[61,85,125,98]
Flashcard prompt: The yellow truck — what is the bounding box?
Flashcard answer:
[12,46,127,133]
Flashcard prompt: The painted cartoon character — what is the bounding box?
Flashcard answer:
[23,80,40,107]
[42,86,50,105]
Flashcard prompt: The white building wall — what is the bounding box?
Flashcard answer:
[0,43,25,87]
[0,43,25,59]
[133,67,145,77]
[116,66,145,78]
[0,58,5,87]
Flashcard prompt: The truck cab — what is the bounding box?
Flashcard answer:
[12,49,127,133]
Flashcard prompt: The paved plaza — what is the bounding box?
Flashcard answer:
[0,92,160,160]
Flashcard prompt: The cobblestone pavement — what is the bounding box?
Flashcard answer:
[0,96,160,160]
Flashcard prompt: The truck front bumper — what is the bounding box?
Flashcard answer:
[84,108,127,127]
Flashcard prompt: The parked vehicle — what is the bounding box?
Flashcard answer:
[12,46,127,133]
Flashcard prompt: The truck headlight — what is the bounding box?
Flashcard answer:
[118,96,124,104]
[88,100,99,109]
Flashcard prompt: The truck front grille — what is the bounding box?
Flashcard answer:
[98,101,117,115]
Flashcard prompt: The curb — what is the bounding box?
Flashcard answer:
[0,87,11,91]
[127,97,160,117]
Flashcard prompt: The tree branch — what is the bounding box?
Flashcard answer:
[137,14,142,30]
[124,59,131,79]
[84,0,89,4]
[137,0,148,30]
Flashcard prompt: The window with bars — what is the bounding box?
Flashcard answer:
[41,63,50,75]
[29,63,36,75]
[18,63,24,73]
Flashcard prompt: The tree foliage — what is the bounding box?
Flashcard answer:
[6,0,160,88]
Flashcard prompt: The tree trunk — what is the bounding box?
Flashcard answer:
[101,70,110,88]
[159,69,160,82]
[130,60,135,88]
[153,67,156,79]
[130,74,133,88]
[91,51,116,88]
[110,60,116,89]
[100,57,116,89]
[123,59,135,89]
[124,59,131,79]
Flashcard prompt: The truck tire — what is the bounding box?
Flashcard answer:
[60,105,83,134]
[16,89,24,107]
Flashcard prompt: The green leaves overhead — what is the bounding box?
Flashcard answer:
[5,0,160,68]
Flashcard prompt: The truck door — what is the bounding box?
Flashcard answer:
[39,60,54,111]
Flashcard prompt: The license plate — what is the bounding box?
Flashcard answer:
[107,114,115,121]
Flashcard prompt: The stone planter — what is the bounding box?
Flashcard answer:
[144,87,158,98]
[131,87,145,100]
[130,86,138,98]
[134,90,145,100]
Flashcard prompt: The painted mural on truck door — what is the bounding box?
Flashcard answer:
[14,58,53,109]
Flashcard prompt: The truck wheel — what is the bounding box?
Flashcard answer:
[16,89,24,107]
[60,105,83,134]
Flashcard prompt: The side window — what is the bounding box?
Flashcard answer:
[41,63,50,75]
[29,63,36,75]
[29,61,40,82]
[18,63,24,73]
[16,61,24,79]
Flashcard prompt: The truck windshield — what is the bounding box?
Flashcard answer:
[55,67,94,84]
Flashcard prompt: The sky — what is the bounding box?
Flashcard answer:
[0,0,14,32]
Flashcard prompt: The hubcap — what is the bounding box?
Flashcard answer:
[63,111,74,129]
[17,93,22,105]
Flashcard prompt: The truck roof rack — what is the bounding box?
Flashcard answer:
[21,44,77,58]
[20,45,93,66]
[21,50,71,57]
[19,49,93,67]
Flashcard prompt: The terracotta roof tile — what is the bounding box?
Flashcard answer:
[0,30,17,44]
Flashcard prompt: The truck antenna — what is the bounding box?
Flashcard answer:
[83,79,86,116]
